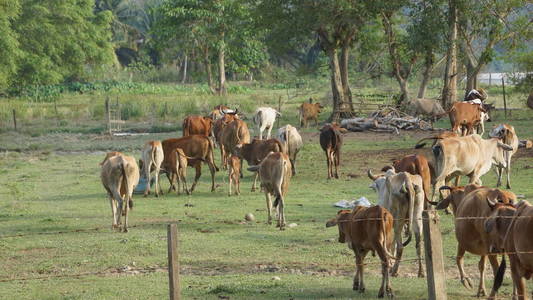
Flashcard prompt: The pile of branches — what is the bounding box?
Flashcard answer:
[340,107,432,134]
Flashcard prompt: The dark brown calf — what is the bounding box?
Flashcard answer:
[319,123,345,179]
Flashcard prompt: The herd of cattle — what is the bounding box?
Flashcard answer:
[98,92,532,299]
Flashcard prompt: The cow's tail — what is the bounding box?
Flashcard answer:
[207,137,219,172]
[273,158,286,208]
[491,255,506,296]
[120,162,133,211]
[432,143,444,182]
[402,175,415,247]
[298,106,303,127]
[414,137,439,149]
[150,144,156,173]
[284,127,290,156]
[182,118,190,137]
[381,208,396,260]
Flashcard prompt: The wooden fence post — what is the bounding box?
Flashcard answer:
[423,210,447,300]
[501,77,507,119]
[167,223,180,300]
[277,95,282,129]
[105,97,111,136]
[12,109,17,131]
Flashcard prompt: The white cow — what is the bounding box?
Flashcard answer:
[253,107,280,140]
[276,124,303,175]
[140,141,164,197]
[367,167,425,278]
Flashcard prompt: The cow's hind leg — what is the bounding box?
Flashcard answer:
[391,222,404,277]
[189,164,201,193]
[415,230,425,278]
[122,196,129,233]
[325,149,332,179]
[207,159,217,192]
[109,194,118,230]
[477,255,487,297]
[375,243,393,298]
[251,172,259,192]
[265,192,273,225]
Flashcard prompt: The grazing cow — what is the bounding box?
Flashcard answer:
[367,168,425,278]
[248,152,291,229]
[228,155,241,196]
[277,124,303,176]
[319,123,346,179]
[140,141,164,197]
[299,102,323,128]
[100,153,140,232]
[235,138,284,191]
[219,118,250,169]
[489,124,519,189]
[161,136,218,193]
[486,200,533,300]
[448,102,486,136]
[435,187,516,297]
[326,206,394,298]
[182,115,213,138]
[407,98,446,123]
[382,154,432,206]
[431,134,514,202]
[253,107,280,140]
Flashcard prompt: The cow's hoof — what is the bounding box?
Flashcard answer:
[122,228,128,233]
[476,289,486,297]
[390,271,399,277]
[506,184,511,189]
[461,277,473,289]
[143,193,148,198]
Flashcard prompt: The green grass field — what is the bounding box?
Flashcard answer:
[1,85,533,300]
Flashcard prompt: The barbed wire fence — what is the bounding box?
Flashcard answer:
[2,210,533,299]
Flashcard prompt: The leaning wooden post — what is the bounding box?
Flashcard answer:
[12,109,17,131]
[105,97,111,135]
[167,223,181,300]
[423,210,447,300]
[501,77,507,120]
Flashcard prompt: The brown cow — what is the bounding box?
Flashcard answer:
[100,153,140,232]
[247,152,292,229]
[299,102,323,128]
[228,155,241,196]
[182,115,213,138]
[435,186,516,297]
[235,138,284,191]
[326,206,394,298]
[161,136,218,193]
[486,200,533,300]
[382,154,432,206]
[220,118,251,169]
[319,123,346,179]
[449,102,485,136]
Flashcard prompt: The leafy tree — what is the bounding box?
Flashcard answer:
[0,0,21,93]
[12,0,114,87]
[257,0,374,121]
[458,0,532,92]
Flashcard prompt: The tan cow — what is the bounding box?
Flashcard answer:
[228,155,241,196]
[489,124,519,189]
[247,152,291,230]
[431,134,514,202]
[299,102,323,128]
[100,151,123,166]
[219,118,250,170]
[100,153,140,232]
[235,138,284,192]
[277,124,303,176]
[140,141,164,197]
[161,136,218,193]
[326,206,394,298]
[435,187,516,297]
[486,200,533,300]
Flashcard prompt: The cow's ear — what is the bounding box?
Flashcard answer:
[326,218,338,228]
[486,190,499,207]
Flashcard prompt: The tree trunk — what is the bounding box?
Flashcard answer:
[328,48,352,122]
[340,45,354,111]
[400,79,409,104]
[441,0,458,109]
[203,46,216,94]
[218,32,227,96]
[181,54,188,84]
[418,51,434,98]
